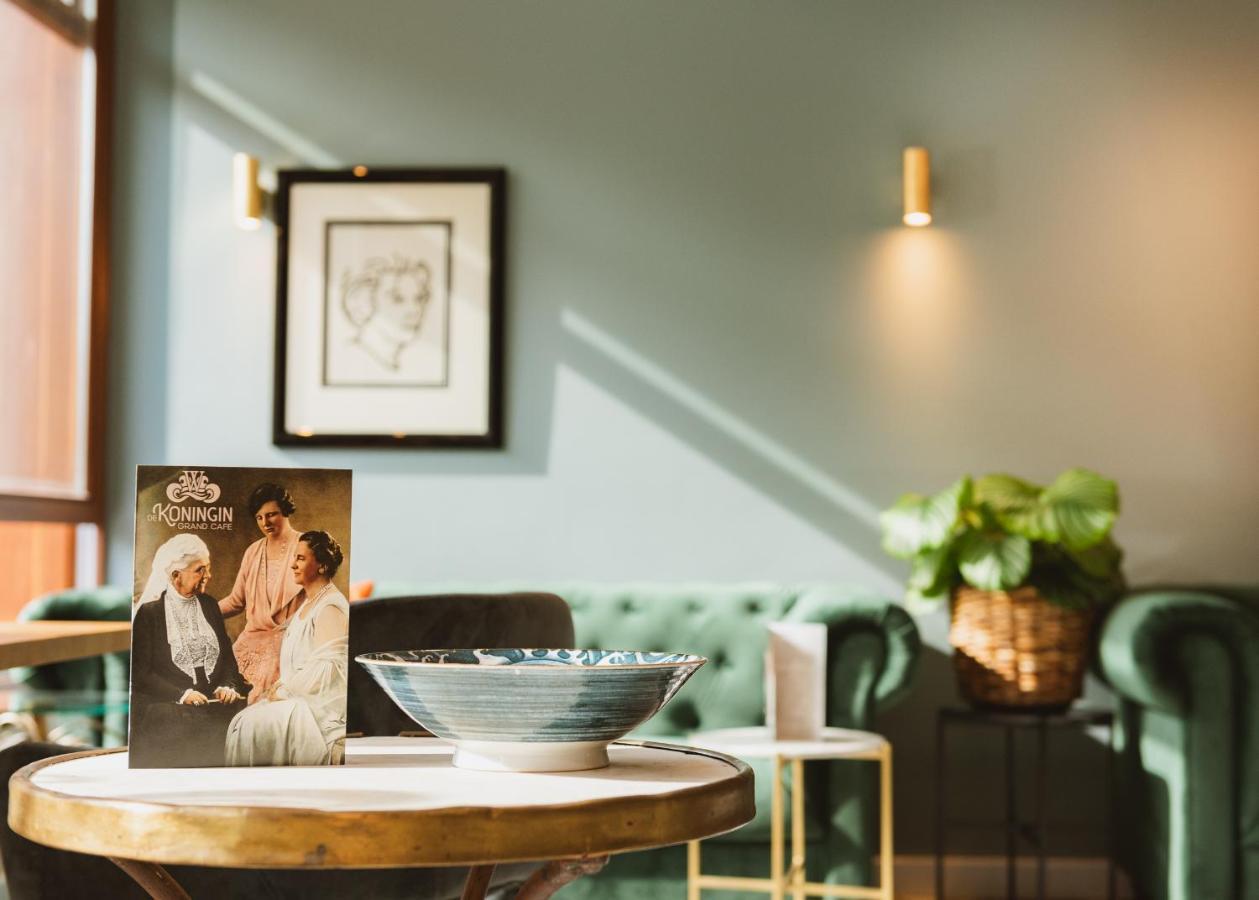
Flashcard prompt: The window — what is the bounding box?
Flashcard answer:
[0,0,113,611]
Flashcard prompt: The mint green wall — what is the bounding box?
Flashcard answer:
[109,1,1259,855]
[106,0,173,579]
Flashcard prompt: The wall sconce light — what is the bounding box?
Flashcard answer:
[233,152,265,230]
[902,146,931,227]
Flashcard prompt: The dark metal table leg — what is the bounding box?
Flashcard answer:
[515,855,610,900]
[1036,720,1048,900]
[1006,724,1016,900]
[107,858,191,900]
[935,713,947,900]
[1107,718,1117,900]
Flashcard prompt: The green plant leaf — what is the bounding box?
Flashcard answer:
[880,477,971,559]
[1029,541,1125,610]
[957,530,1032,591]
[1040,468,1119,551]
[907,543,955,594]
[973,474,1050,539]
[904,585,949,612]
[1067,536,1123,579]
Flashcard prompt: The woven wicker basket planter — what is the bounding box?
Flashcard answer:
[949,586,1093,710]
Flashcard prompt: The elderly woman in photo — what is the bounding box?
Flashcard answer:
[131,534,249,768]
[226,531,349,766]
[219,482,304,704]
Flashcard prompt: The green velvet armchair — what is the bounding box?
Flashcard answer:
[1098,587,1259,900]
[9,587,132,747]
[370,581,921,899]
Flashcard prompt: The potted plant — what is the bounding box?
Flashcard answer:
[880,468,1125,709]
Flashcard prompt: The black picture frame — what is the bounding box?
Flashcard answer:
[272,167,506,448]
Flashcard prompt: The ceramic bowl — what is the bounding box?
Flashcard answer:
[356,648,705,772]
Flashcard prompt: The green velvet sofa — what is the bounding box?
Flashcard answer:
[370,581,920,899]
[1098,587,1259,900]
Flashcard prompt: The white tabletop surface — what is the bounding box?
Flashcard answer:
[686,726,887,760]
[29,736,744,812]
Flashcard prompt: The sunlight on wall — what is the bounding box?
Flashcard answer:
[166,122,279,464]
[561,309,884,531]
[863,226,972,381]
[854,227,977,475]
[189,70,341,168]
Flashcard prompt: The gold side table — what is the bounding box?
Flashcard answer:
[686,726,893,900]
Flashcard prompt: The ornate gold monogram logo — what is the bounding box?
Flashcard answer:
[166,470,222,504]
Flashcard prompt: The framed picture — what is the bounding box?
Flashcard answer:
[273,168,505,447]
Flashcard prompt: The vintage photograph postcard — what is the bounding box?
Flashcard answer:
[128,466,352,768]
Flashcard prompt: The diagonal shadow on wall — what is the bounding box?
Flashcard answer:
[558,307,894,582]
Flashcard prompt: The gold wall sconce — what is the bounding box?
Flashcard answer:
[232,158,371,228]
[232,153,266,230]
[902,146,931,227]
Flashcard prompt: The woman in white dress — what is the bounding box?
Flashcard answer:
[225,531,349,766]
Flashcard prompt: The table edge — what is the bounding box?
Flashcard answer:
[687,726,890,760]
[9,739,756,869]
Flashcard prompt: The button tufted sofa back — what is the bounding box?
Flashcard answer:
[564,583,794,735]
[370,581,920,737]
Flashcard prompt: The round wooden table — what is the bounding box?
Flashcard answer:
[8,736,753,900]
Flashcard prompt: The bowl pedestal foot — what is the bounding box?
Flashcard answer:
[452,740,610,772]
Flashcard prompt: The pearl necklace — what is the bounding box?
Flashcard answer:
[299,582,334,621]
[262,533,294,605]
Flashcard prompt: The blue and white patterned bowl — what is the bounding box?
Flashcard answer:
[357,648,706,771]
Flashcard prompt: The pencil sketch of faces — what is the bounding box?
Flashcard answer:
[340,255,433,371]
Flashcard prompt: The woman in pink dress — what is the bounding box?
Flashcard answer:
[219,483,304,703]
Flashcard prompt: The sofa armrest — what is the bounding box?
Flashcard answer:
[786,585,921,726]
[1099,589,1259,713]
[1099,589,1259,900]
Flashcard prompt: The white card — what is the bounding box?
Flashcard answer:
[765,622,827,740]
